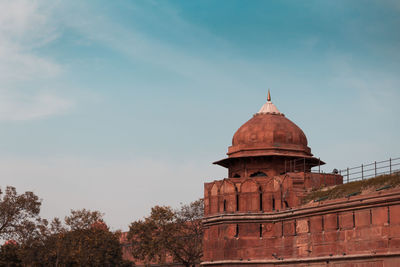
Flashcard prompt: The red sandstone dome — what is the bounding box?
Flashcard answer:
[229,113,311,158]
[214,91,323,168]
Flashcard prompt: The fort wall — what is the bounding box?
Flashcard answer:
[202,95,400,266]
[202,186,400,266]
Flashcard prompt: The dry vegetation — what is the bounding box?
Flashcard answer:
[303,172,400,204]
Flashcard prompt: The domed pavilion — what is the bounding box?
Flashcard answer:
[214,90,323,178]
[202,91,343,265]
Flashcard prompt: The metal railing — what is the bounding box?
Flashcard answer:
[284,157,400,184]
[339,157,400,183]
[284,157,310,173]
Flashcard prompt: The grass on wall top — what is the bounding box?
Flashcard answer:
[303,172,400,204]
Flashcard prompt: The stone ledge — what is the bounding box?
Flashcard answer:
[203,189,400,226]
[201,251,400,265]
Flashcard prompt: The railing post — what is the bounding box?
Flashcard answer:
[318,158,320,173]
[361,164,364,180]
[390,158,392,174]
[347,167,349,183]
[374,161,377,177]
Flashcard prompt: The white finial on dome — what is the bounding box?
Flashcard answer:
[257,89,282,115]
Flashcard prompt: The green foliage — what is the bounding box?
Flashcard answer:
[0,187,130,267]
[303,172,400,204]
[128,206,175,264]
[65,209,103,231]
[0,186,41,241]
[19,209,129,267]
[128,199,204,267]
[49,227,123,266]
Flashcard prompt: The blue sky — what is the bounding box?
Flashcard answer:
[0,0,399,230]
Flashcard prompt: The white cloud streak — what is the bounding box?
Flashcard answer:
[0,0,72,121]
[0,90,72,121]
[57,2,264,90]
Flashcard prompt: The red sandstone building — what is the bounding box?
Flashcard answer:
[202,92,400,266]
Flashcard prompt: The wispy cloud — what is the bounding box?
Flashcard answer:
[57,1,262,89]
[0,0,72,121]
[328,54,400,116]
[0,89,72,121]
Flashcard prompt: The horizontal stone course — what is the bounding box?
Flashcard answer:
[203,189,400,264]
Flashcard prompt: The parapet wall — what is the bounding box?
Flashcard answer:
[202,188,400,266]
[204,172,342,216]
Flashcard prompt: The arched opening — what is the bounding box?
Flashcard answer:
[235,187,239,211]
[223,199,227,212]
[284,200,289,208]
[235,224,239,237]
[233,173,241,178]
[272,196,275,211]
[250,171,267,177]
[259,224,263,238]
[210,184,219,214]
[259,186,263,211]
